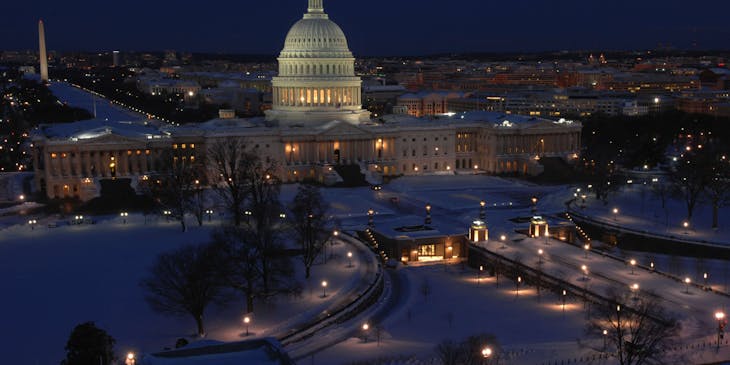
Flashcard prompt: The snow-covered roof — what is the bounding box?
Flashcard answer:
[33,119,170,141]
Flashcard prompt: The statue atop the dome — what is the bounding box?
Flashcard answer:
[308,0,324,13]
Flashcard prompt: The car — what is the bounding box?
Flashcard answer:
[371,184,382,191]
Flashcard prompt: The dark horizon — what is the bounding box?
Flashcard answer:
[2,0,730,57]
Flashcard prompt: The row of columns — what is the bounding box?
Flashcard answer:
[281,62,353,77]
[273,86,360,108]
[498,132,580,155]
[284,138,395,165]
[45,150,163,178]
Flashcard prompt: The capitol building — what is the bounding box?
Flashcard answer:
[32,0,581,201]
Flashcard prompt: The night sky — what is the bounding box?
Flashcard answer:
[2,0,729,56]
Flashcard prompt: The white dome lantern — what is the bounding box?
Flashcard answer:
[266,0,371,126]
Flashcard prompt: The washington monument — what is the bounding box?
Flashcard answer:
[38,20,48,83]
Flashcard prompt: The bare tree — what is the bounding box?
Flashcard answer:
[241,152,284,294]
[705,158,730,229]
[140,243,229,337]
[670,152,711,223]
[141,151,203,232]
[208,138,250,227]
[211,226,263,313]
[290,184,332,279]
[587,288,679,365]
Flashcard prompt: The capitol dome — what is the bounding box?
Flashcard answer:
[266,0,371,126]
[281,17,352,58]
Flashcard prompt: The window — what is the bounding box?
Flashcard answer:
[418,244,436,256]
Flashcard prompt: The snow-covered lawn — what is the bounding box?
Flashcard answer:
[575,183,730,245]
[0,214,368,364]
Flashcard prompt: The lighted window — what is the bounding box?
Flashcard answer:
[173,144,178,149]
[51,153,57,158]
[190,144,195,149]
[145,150,150,155]
[181,144,187,149]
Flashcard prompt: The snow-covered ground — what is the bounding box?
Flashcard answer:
[47,82,150,123]
[0,213,370,364]
[573,183,730,245]
[3,175,730,364]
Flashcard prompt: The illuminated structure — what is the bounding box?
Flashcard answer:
[31,0,581,200]
[265,0,370,125]
[38,20,48,83]
[469,220,488,242]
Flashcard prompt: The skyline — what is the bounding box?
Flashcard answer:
[0,0,729,56]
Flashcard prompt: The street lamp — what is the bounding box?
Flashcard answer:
[205,209,213,222]
[629,259,636,275]
[716,311,726,349]
[28,219,37,230]
[516,276,522,297]
[612,208,619,221]
[581,265,588,281]
[425,204,432,225]
[683,220,690,234]
[584,243,590,258]
[544,230,549,245]
[367,208,374,227]
[479,200,486,220]
[581,194,587,209]
[120,211,128,224]
[321,280,328,297]
[362,323,370,342]
[279,212,286,220]
[125,352,136,365]
[347,251,353,268]
[630,283,639,301]
[478,265,483,284]
[602,329,608,351]
[243,315,251,336]
[481,346,492,363]
[500,234,506,249]
[562,289,567,313]
[531,196,538,214]
[538,249,544,265]
[685,277,691,294]
[704,272,709,289]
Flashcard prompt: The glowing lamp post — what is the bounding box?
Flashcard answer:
[28,219,37,230]
[716,311,726,349]
[562,289,567,313]
[581,265,588,282]
[516,276,522,297]
[479,200,486,220]
[482,346,492,363]
[205,209,213,222]
[602,329,608,350]
[704,272,709,289]
[685,277,691,294]
[120,211,128,224]
[584,244,590,258]
[500,234,506,249]
[279,212,286,220]
[321,280,328,297]
[531,195,538,214]
[362,323,370,342]
[478,265,483,284]
[683,221,690,234]
[538,249,544,265]
[425,204,432,225]
[243,315,251,336]
[347,251,353,268]
[580,194,587,209]
[612,208,619,221]
[125,352,136,365]
[630,283,639,301]
[367,208,374,227]
[629,259,636,275]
